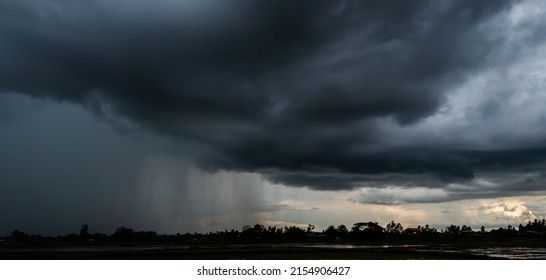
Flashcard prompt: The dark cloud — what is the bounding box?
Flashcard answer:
[352,169,546,205]
[465,148,546,171]
[258,149,477,190]
[2,0,539,193]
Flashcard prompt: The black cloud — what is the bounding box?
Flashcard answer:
[1,0,534,190]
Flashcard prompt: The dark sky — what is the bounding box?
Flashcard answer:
[2,0,546,235]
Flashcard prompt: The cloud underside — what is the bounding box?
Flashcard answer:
[352,171,546,205]
[2,0,546,201]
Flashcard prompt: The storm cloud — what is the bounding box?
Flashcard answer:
[2,0,546,198]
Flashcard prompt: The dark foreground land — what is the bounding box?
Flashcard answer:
[2,239,546,260]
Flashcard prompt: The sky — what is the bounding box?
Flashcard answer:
[1,0,546,236]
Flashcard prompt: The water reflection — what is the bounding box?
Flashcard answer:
[2,243,546,259]
[0,245,189,253]
[276,243,546,259]
[272,243,426,249]
[416,246,546,259]
[465,247,546,260]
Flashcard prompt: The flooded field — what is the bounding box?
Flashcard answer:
[269,243,546,259]
[2,242,546,259]
[457,247,546,259]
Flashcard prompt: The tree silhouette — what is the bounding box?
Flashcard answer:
[444,224,460,235]
[324,225,337,238]
[461,225,472,231]
[4,217,546,246]
[79,224,89,239]
[351,222,384,241]
[385,221,404,234]
[284,226,306,240]
[239,224,261,241]
[337,225,348,234]
[10,229,28,241]
[112,226,134,241]
[519,219,546,234]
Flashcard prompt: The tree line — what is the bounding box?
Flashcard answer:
[3,219,546,243]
